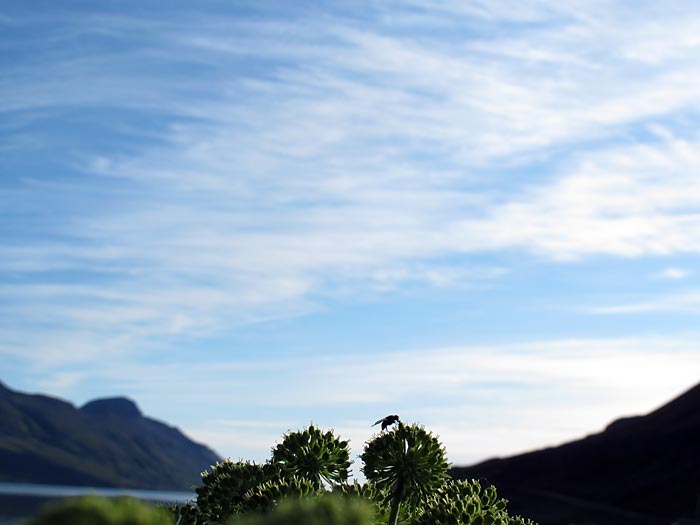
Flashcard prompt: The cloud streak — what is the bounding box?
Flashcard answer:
[3,1,700,464]
[1,1,699,349]
[593,290,700,314]
[32,336,698,465]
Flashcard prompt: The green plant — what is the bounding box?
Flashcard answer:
[30,496,173,525]
[360,422,450,525]
[272,425,351,489]
[331,481,385,501]
[415,479,509,525]
[242,475,319,512]
[228,493,374,525]
[509,517,538,525]
[331,482,390,521]
[168,501,199,525]
[414,479,539,525]
[195,459,280,522]
[171,421,538,525]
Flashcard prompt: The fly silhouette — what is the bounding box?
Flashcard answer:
[373,414,400,431]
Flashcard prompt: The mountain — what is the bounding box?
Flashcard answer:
[451,382,700,525]
[0,380,220,490]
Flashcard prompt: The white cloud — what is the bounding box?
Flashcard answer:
[33,336,700,466]
[656,267,691,280]
[592,289,700,314]
[456,134,700,260]
[185,419,298,462]
[2,3,700,356]
[236,338,700,464]
[4,4,700,460]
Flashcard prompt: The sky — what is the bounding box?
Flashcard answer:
[2,0,700,473]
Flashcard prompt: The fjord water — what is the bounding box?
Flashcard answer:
[0,483,193,524]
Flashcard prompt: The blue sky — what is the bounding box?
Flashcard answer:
[2,0,700,470]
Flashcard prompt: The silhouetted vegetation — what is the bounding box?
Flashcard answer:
[21,383,700,524]
[30,496,173,525]
[27,416,538,524]
[166,420,537,525]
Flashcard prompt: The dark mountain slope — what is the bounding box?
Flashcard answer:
[0,381,220,490]
[451,382,700,524]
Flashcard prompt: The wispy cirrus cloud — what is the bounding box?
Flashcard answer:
[22,335,699,464]
[2,1,700,444]
[460,130,700,259]
[592,290,700,315]
[655,267,692,280]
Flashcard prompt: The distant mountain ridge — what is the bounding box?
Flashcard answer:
[0,381,220,490]
[451,381,700,525]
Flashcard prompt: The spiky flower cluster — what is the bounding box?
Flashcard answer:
[171,422,539,525]
[332,481,391,521]
[414,479,539,525]
[195,460,279,521]
[272,425,351,489]
[361,422,450,523]
[415,479,507,525]
[242,475,319,512]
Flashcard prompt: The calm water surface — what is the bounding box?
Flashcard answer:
[0,482,194,524]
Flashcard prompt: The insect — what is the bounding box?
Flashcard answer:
[372,414,400,431]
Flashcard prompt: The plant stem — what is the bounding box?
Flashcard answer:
[389,479,404,525]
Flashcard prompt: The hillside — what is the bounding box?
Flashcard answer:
[0,381,220,490]
[451,382,700,525]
